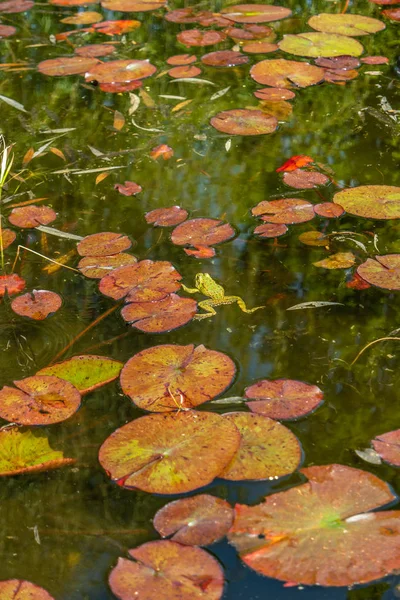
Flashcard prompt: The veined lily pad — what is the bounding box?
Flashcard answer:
[250,58,324,88]
[245,379,324,420]
[228,464,400,586]
[11,290,62,320]
[308,13,385,36]
[109,541,224,600]
[210,109,277,135]
[171,218,235,253]
[0,580,55,599]
[121,294,197,333]
[333,185,400,219]
[145,207,188,227]
[153,494,234,546]
[252,199,315,224]
[38,57,100,76]
[120,343,236,412]
[77,232,132,257]
[38,355,123,394]
[313,252,355,269]
[0,274,25,297]
[0,427,75,476]
[220,4,291,23]
[9,205,56,228]
[98,411,241,494]
[372,430,400,466]
[85,59,156,84]
[78,253,137,278]
[278,32,364,58]
[357,255,400,290]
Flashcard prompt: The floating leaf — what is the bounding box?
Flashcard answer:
[38,355,123,394]
[11,290,62,320]
[298,230,329,247]
[101,0,165,9]
[109,541,224,600]
[99,411,241,493]
[150,144,174,160]
[75,44,116,57]
[361,55,389,64]
[0,580,55,599]
[61,11,103,24]
[153,494,234,546]
[0,24,16,36]
[167,54,196,65]
[315,55,360,69]
[0,427,74,476]
[85,60,156,84]
[0,228,16,250]
[308,13,384,36]
[324,68,358,83]
[101,80,143,92]
[171,218,235,252]
[372,430,400,466]
[114,181,142,195]
[121,294,197,333]
[357,255,400,290]
[276,155,314,172]
[220,4,291,23]
[279,32,364,58]
[120,343,236,412]
[93,19,141,35]
[77,232,132,257]
[0,273,26,297]
[78,253,137,278]
[254,87,295,101]
[9,205,56,228]
[113,110,125,131]
[242,41,278,54]
[210,109,277,135]
[314,202,344,218]
[254,223,288,238]
[184,246,216,258]
[346,272,371,290]
[252,199,315,224]
[177,29,226,47]
[201,50,249,67]
[0,375,81,426]
[168,65,201,78]
[228,464,400,586]
[251,58,324,88]
[382,7,400,20]
[0,0,32,12]
[334,185,400,219]
[245,379,324,420]
[145,206,187,227]
[225,23,274,40]
[165,8,204,23]
[283,169,329,189]
[314,252,355,269]
[38,57,100,77]
[50,0,98,5]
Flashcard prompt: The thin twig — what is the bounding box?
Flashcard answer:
[341,0,350,13]
[12,245,80,273]
[351,337,400,366]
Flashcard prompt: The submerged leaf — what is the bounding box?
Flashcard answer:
[210,109,277,135]
[245,379,324,420]
[38,355,123,394]
[0,273,26,297]
[114,181,142,195]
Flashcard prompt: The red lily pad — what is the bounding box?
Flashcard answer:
[210,109,277,135]
[314,202,344,218]
[77,232,132,257]
[120,343,236,412]
[75,44,116,57]
[98,411,241,493]
[0,375,81,426]
[225,24,274,40]
[50,0,98,5]
[93,19,141,35]
[278,32,364,59]
[177,29,226,47]
[100,80,143,92]
[252,199,315,224]
[0,580,55,599]
[242,41,278,54]
[164,8,203,23]
[334,185,400,219]
[0,427,75,477]
[168,65,201,78]
[171,218,235,255]
[38,57,100,76]
[0,0,32,12]
[251,58,324,88]
[220,4,291,23]
[314,252,355,269]
[324,68,358,83]
[8,205,56,228]
[121,294,197,333]
[0,274,26,297]
[254,88,295,101]
[245,378,324,420]
[0,229,16,250]
[38,355,123,394]
[114,181,142,195]
[220,412,301,481]
[85,60,156,84]
[254,223,288,238]
[361,55,389,64]
[372,430,400,466]
[201,50,249,67]
[0,24,16,36]
[153,494,234,546]
[166,54,196,65]
[283,169,329,189]
[11,290,62,320]
[78,253,137,278]
[382,7,400,20]
[315,55,360,69]
[145,206,188,227]
[109,541,224,600]
[308,13,385,36]
[228,464,400,586]
[346,272,371,290]
[357,255,400,290]
[101,0,165,10]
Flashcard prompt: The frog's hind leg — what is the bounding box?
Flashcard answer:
[226,295,265,314]
[193,301,217,320]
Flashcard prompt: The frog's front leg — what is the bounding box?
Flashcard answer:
[193,300,217,320]
[181,284,200,295]
[225,295,265,314]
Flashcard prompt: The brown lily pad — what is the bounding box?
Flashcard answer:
[85,59,156,84]
[0,580,55,599]
[210,109,277,135]
[372,429,400,466]
[114,181,142,195]
[225,24,274,41]
[77,232,132,257]
[11,290,62,320]
[251,58,324,88]
[254,223,288,238]
[220,4,291,23]
[38,57,100,76]
[324,68,358,83]
[171,218,235,252]
[252,199,315,224]
[361,55,389,64]
[254,87,295,101]
[357,255,400,290]
[168,65,201,78]
[177,29,226,47]
[8,205,56,228]
[298,230,329,247]
[0,228,16,250]
[314,202,344,218]
[201,50,249,67]
[164,8,203,23]
[75,44,116,57]
[121,294,197,333]
[283,169,329,189]
[313,252,355,269]
[334,185,400,219]
[78,253,137,278]
[308,13,385,36]
[120,343,236,412]
[145,206,188,227]
[315,55,360,69]
[0,274,26,297]
[167,54,197,65]
[38,355,123,394]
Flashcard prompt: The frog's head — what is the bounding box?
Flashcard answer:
[195,272,212,290]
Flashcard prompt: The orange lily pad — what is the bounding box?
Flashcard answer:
[85,59,156,84]
[38,355,123,394]
[121,294,197,333]
[101,0,165,9]
[11,290,62,320]
[0,274,26,297]
[334,185,400,219]
[77,232,132,257]
[361,55,389,64]
[78,253,137,278]
[254,223,288,238]
[0,228,16,249]
[93,19,141,35]
[251,58,324,88]
[372,429,400,466]
[145,206,187,227]
[99,80,143,92]
[220,4,291,23]
[357,255,400,290]
[38,56,100,76]
[75,43,116,57]
[254,87,295,101]
[242,41,278,54]
[61,11,103,24]
[210,109,277,135]
[177,29,226,47]
[0,580,55,599]
[252,199,315,224]
[166,54,196,65]
[168,65,201,78]
[201,50,249,67]
[314,202,344,218]
[8,205,56,228]
[150,144,174,160]
[171,218,235,253]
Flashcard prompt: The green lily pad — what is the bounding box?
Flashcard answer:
[357,255,400,290]
[0,580,55,599]
[98,411,241,494]
[250,58,324,88]
[245,379,324,420]
[279,32,364,58]
[308,13,385,36]
[334,185,400,219]
[0,427,75,476]
[372,429,400,466]
[220,412,301,481]
[228,464,400,586]
[38,355,123,394]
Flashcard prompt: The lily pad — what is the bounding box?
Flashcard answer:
[254,87,295,101]
[11,290,62,320]
[77,232,132,257]
[93,19,141,35]
[243,41,278,54]
[324,68,358,83]
[220,412,301,481]
[333,185,400,219]
[164,8,204,23]
[314,202,344,218]
[98,411,241,493]
[0,24,16,36]
[168,66,201,78]
[78,253,137,278]
[0,375,81,425]
[0,273,26,297]
[38,57,100,76]
[0,0,32,11]
[171,218,235,252]
[0,427,75,476]
[252,199,315,224]
[313,252,355,269]
[177,29,226,47]
[145,207,188,227]
[245,379,324,420]
[225,23,274,40]
[153,494,234,546]
[61,11,103,24]
[150,144,174,160]
[254,223,288,238]
[114,181,142,195]
[0,228,16,249]
[298,230,329,247]
[201,50,249,67]
[251,58,324,88]
[283,169,329,189]
[100,81,143,92]
[315,55,360,69]
[8,205,57,228]
[361,55,389,64]
[38,355,123,394]
[357,255,400,290]
[121,294,197,333]
[210,109,277,135]
[167,54,196,65]
[382,7,400,20]
[99,260,182,302]
[75,44,116,57]
[85,60,156,84]
[0,580,55,599]
[109,541,224,600]
[372,430,400,466]
[228,463,400,586]
[220,4,291,23]
[308,13,385,36]
[101,0,165,10]
[279,32,364,58]
[120,343,236,412]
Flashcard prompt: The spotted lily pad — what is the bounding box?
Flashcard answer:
[252,199,315,224]
[0,375,81,425]
[245,379,324,420]
[201,50,249,67]
[8,205,57,228]
[171,218,235,254]
[334,185,400,219]
[120,343,236,412]
[153,494,234,546]
[77,232,132,257]
[121,294,197,333]
[308,13,385,36]
[279,32,364,58]
[38,57,100,76]
[314,252,355,269]
[254,223,288,238]
[38,355,123,394]
[177,29,226,47]
[228,464,400,586]
[0,427,75,476]
[0,274,26,297]
[85,60,156,84]
[78,253,137,278]
[220,412,301,481]
[145,207,188,227]
[283,169,329,189]
[357,255,400,290]
[250,58,324,88]
[210,109,277,135]
[109,541,224,600]
[0,580,55,599]
[314,202,344,218]
[220,4,291,23]
[11,290,62,320]
[372,430,400,466]
[99,411,241,493]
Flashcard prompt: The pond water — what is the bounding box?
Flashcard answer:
[1,0,400,598]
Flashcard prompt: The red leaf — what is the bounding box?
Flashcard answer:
[276,155,314,173]
[346,273,371,290]
[114,181,142,196]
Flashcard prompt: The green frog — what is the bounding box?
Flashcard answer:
[182,273,264,320]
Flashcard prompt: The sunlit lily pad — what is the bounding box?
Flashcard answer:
[314,252,355,269]
[220,412,301,481]
[78,253,137,278]
[333,185,400,219]
[101,0,165,10]
[38,57,100,76]
[283,169,329,189]
[109,541,224,600]
[77,232,132,257]
[201,50,249,67]
[61,11,103,24]
[177,29,226,47]
[11,290,62,320]
[279,32,364,58]
[228,464,400,586]
[254,87,295,101]
[245,379,324,420]
[99,411,241,493]
[372,430,400,466]
[168,65,201,78]
[145,206,188,227]
[251,58,324,88]
[298,230,328,247]
[121,294,197,333]
[0,375,81,425]
[38,355,123,394]
[315,202,344,218]
[242,41,278,54]
[254,223,288,238]
[252,199,315,224]
[0,273,26,297]
[225,23,274,40]
[167,54,196,65]
[220,4,291,23]
[0,228,16,250]
[0,580,55,599]
[153,494,234,546]
[8,205,56,228]
[0,427,75,476]
[171,218,235,253]
[120,343,236,412]
[357,255,400,290]
[85,59,156,84]
[75,44,116,57]
[94,19,140,35]
[210,109,277,135]
[308,13,385,36]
